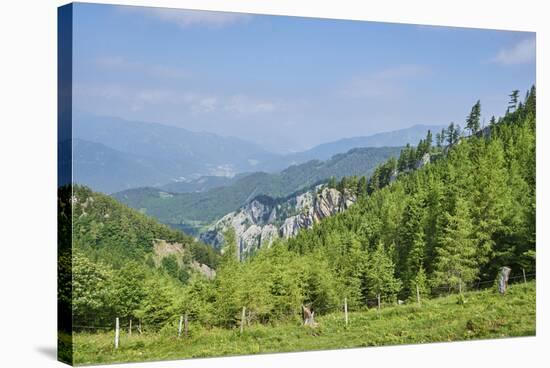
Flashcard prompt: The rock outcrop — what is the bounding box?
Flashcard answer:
[153,239,216,279]
[200,187,356,259]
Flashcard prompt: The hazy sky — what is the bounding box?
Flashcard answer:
[72,3,536,153]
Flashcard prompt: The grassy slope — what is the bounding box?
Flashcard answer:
[71,281,535,365]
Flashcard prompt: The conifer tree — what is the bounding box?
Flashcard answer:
[357,176,368,196]
[433,197,478,292]
[508,90,520,111]
[466,100,481,134]
[365,242,402,301]
[446,123,456,145]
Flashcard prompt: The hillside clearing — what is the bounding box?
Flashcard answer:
[70,281,535,365]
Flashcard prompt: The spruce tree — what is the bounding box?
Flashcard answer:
[508,90,520,111]
[466,100,481,134]
[433,197,478,292]
[365,242,402,302]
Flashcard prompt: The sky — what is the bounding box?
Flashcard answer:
[72,3,536,153]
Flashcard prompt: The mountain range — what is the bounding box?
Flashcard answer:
[73,113,443,193]
[113,146,402,235]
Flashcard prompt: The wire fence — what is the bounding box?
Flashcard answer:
[70,270,535,347]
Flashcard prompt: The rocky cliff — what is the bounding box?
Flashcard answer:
[200,187,356,259]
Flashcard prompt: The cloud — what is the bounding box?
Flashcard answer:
[224,95,276,115]
[74,83,276,117]
[490,38,536,65]
[95,56,190,80]
[342,65,431,99]
[120,6,251,28]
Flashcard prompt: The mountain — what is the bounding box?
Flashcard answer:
[263,124,445,171]
[200,186,357,258]
[113,146,402,235]
[66,185,219,269]
[72,139,181,193]
[73,114,278,192]
[73,114,440,193]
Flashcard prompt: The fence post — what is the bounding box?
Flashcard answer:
[115,317,120,349]
[240,307,246,334]
[523,268,527,284]
[178,315,183,338]
[138,319,142,334]
[377,294,381,315]
[184,313,189,338]
[344,297,348,326]
[416,284,421,306]
[458,279,462,294]
[129,319,132,336]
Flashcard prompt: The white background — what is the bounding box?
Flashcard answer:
[0,0,547,367]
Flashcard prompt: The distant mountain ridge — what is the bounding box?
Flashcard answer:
[261,124,445,171]
[73,114,277,192]
[113,146,402,235]
[73,113,441,193]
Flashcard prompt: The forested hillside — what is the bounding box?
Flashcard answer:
[64,87,535,345]
[187,87,536,324]
[58,186,219,329]
[114,146,401,235]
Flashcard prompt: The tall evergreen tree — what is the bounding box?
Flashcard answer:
[466,100,481,134]
[508,90,520,111]
[365,242,402,302]
[433,197,478,292]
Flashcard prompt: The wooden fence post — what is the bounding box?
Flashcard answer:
[240,307,246,334]
[115,317,120,349]
[344,297,348,326]
[184,313,189,338]
[458,279,462,294]
[523,268,527,284]
[178,315,183,338]
[129,319,132,336]
[377,294,381,314]
[416,284,421,306]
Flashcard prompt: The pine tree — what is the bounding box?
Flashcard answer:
[357,176,368,196]
[365,242,402,302]
[426,130,433,151]
[466,100,481,134]
[410,265,429,301]
[398,144,411,171]
[397,194,426,297]
[508,90,520,111]
[446,123,456,145]
[432,196,478,292]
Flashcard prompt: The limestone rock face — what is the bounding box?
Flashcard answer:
[415,153,431,169]
[200,186,356,258]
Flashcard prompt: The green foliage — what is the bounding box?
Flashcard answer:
[466,100,481,134]
[66,87,536,345]
[432,197,477,292]
[72,282,535,365]
[71,252,115,326]
[365,242,402,302]
[72,185,219,268]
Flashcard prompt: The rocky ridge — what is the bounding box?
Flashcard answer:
[200,186,357,259]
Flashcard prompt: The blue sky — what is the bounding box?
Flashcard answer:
[72,3,536,153]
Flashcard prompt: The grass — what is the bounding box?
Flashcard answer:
[70,281,535,365]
